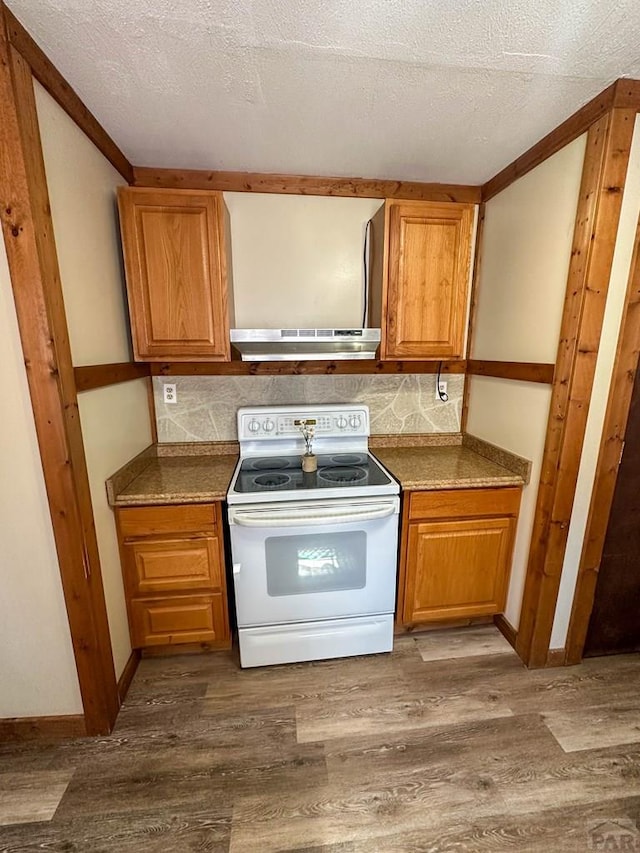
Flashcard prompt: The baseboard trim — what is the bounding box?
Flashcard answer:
[395,616,494,635]
[117,649,141,704]
[546,648,568,667]
[0,714,86,741]
[141,639,232,657]
[493,614,518,650]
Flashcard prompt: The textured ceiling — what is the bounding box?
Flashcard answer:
[8,0,640,183]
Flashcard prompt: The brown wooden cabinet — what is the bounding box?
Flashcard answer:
[369,200,475,360]
[398,487,521,627]
[117,187,234,361]
[115,503,231,649]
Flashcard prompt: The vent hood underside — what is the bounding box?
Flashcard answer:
[230,328,381,361]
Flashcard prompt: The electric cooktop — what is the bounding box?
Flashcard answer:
[232,452,393,494]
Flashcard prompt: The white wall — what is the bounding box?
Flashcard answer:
[77,384,152,675]
[225,193,382,328]
[473,135,587,363]
[36,83,152,679]
[466,378,552,626]
[0,233,82,717]
[35,86,132,366]
[551,115,640,649]
[467,135,587,628]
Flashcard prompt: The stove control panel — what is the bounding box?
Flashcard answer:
[237,405,370,440]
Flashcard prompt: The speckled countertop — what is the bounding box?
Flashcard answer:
[373,444,526,491]
[106,434,529,507]
[107,444,238,507]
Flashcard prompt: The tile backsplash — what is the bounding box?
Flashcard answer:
[153,374,463,442]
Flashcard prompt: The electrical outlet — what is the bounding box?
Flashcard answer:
[163,383,177,404]
[435,380,448,402]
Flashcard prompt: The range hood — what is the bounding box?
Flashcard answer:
[230,328,381,361]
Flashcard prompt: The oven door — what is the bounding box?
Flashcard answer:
[228,497,400,628]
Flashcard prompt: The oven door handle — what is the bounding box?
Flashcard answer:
[231,503,397,528]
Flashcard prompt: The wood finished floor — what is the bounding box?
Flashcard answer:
[1,626,640,852]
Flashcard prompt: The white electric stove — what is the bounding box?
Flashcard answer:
[227,404,400,668]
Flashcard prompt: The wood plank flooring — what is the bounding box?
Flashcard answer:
[1,626,640,852]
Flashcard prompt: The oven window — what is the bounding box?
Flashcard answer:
[265,532,366,596]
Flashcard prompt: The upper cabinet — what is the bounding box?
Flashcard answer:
[369,200,475,360]
[117,188,234,361]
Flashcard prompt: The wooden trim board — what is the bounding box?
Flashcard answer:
[482,83,617,201]
[467,360,555,384]
[516,109,637,668]
[150,359,468,376]
[613,79,640,109]
[482,79,640,202]
[564,213,640,665]
[146,375,158,443]
[546,648,568,667]
[74,362,150,392]
[0,12,119,735]
[141,642,232,657]
[132,166,481,204]
[3,8,133,183]
[117,649,140,704]
[0,714,86,741]
[493,613,517,651]
[461,203,486,433]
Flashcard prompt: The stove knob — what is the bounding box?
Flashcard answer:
[248,419,261,433]
[336,416,348,429]
[263,418,275,433]
[349,415,362,430]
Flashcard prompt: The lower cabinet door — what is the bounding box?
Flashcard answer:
[130,594,229,647]
[403,516,515,624]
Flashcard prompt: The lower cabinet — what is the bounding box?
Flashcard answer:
[398,487,522,626]
[115,502,231,649]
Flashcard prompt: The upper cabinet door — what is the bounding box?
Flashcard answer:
[383,200,475,360]
[117,188,234,361]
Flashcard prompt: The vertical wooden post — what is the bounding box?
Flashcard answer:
[564,213,640,663]
[0,3,118,734]
[461,203,485,433]
[516,108,637,667]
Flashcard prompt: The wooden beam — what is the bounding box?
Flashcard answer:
[516,108,637,669]
[482,82,618,202]
[132,166,482,204]
[564,214,640,665]
[545,648,568,667]
[467,360,555,384]
[149,359,468,376]
[461,204,486,433]
[0,8,119,735]
[3,7,133,183]
[74,362,150,393]
[613,78,640,109]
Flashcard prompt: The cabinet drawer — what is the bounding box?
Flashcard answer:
[130,594,228,647]
[117,503,218,538]
[409,487,521,521]
[125,535,222,594]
